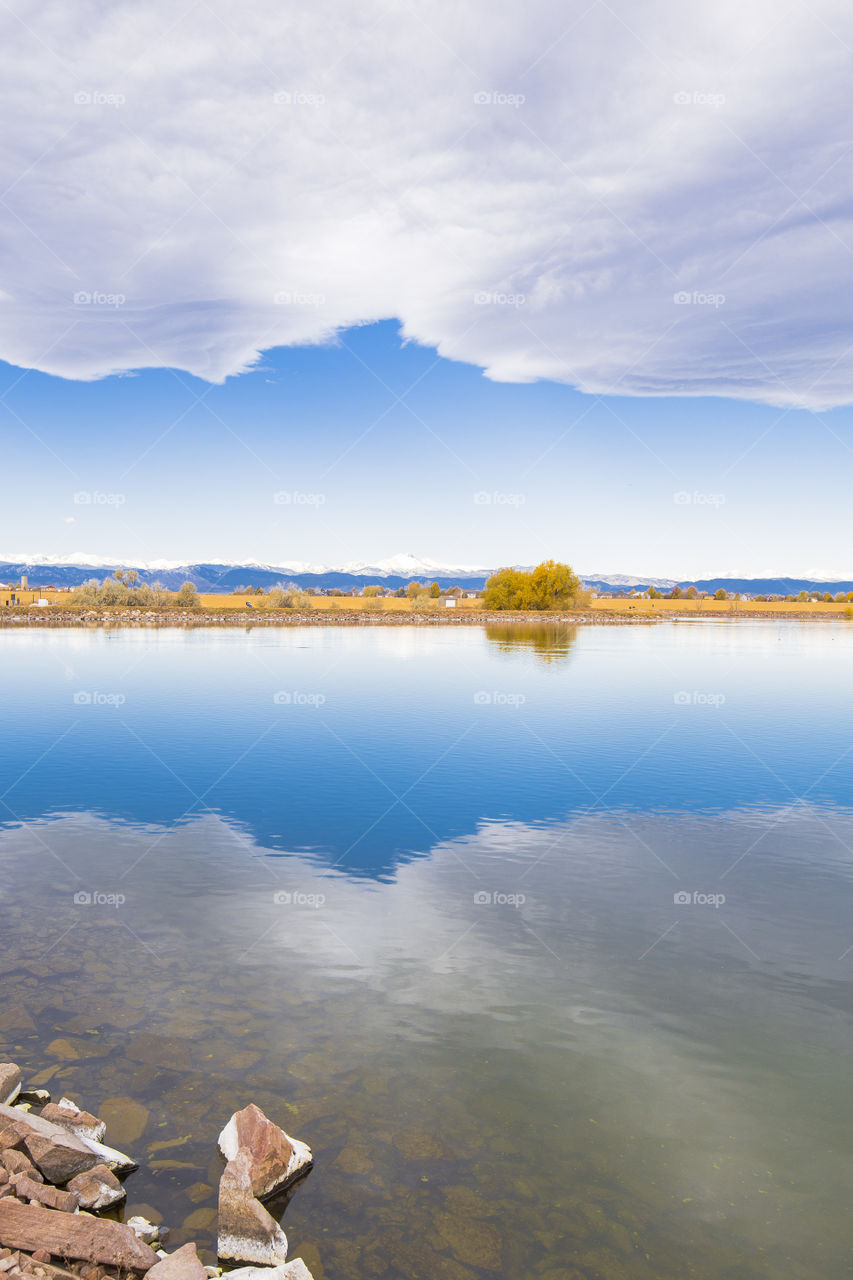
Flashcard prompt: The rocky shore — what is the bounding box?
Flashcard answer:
[0,1067,314,1280]
[0,609,660,629]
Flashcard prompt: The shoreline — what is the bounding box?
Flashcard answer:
[0,607,848,628]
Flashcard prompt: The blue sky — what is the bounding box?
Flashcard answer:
[2,319,851,578]
[2,0,852,578]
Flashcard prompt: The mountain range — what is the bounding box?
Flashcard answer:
[2,553,852,597]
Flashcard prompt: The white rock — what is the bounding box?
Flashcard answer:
[222,1264,314,1280]
[79,1134,138,1172]
[127,1215,161,1244]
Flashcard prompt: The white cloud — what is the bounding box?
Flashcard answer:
[1,0,852,405]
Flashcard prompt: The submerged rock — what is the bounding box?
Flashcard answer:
[97,1097,149,1147]
[218,1150,288,1266]
[218,1104,311,1199]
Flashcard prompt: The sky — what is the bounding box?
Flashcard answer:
[1,0,852,578]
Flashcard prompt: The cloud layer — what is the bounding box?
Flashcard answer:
[2,0,852,405]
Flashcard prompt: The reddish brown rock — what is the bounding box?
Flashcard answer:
[39,1104,105,1146]
[144,1243,207,1280]
[0,1072,20,1109]
[9,1175,77,1213]
[0,1201,156,1271]
[217,1104,312,1199]
[17,1255,87,1280]
[0,1106,102,1186]
[0,1128,26,1155]
[0,1153,40,1182]
[218,1150,288,1266]
[66,1166,124,1211]
[22,1135,94,1186]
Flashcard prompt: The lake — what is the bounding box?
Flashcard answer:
[1,620,852,1280]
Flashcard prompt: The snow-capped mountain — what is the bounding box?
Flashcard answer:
[2,553,852,596]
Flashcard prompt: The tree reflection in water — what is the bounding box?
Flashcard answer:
[484,623,578,664]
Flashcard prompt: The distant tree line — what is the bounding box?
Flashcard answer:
[70,570,200,609]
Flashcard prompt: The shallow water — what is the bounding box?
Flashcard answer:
[1,622,852,1279]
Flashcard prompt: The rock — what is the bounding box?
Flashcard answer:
[23,1134,96,1185]
[40,1103,106,1145]
[8,1174,77,1212]
[126,1217,162,1245]
[181,1208,216,1232]
[392,1132,453,1161]
[0,1071,21,1109]
[218,1151,288,1266]
[0,1201,156,1271]
[16,1092,50,1107]
[144,1243,207,1280]
[96,1099,149,1147]
[0,1008,35,1034]
[0,1105,100,1182]
[0,1126,25,1155]
[45,1041,81,1063]
[433,1213,503,1272]
[222,1265,314,1280]
[0,1151,41,1181]
[184,1183,212,1205]
[77,1136,137,1174]
[16,1256,81,1280]
[66,1166,124,1211]
[125,1036,192,1073]
[125,1203,162,1225]
[217,1105,311,1198]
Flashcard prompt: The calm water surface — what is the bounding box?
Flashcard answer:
[1,621,852,1280]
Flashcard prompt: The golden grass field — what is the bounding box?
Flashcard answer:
[3,588,851,618]
[197,594,853,615]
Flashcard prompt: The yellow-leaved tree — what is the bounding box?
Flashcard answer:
[483,561,584,610]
